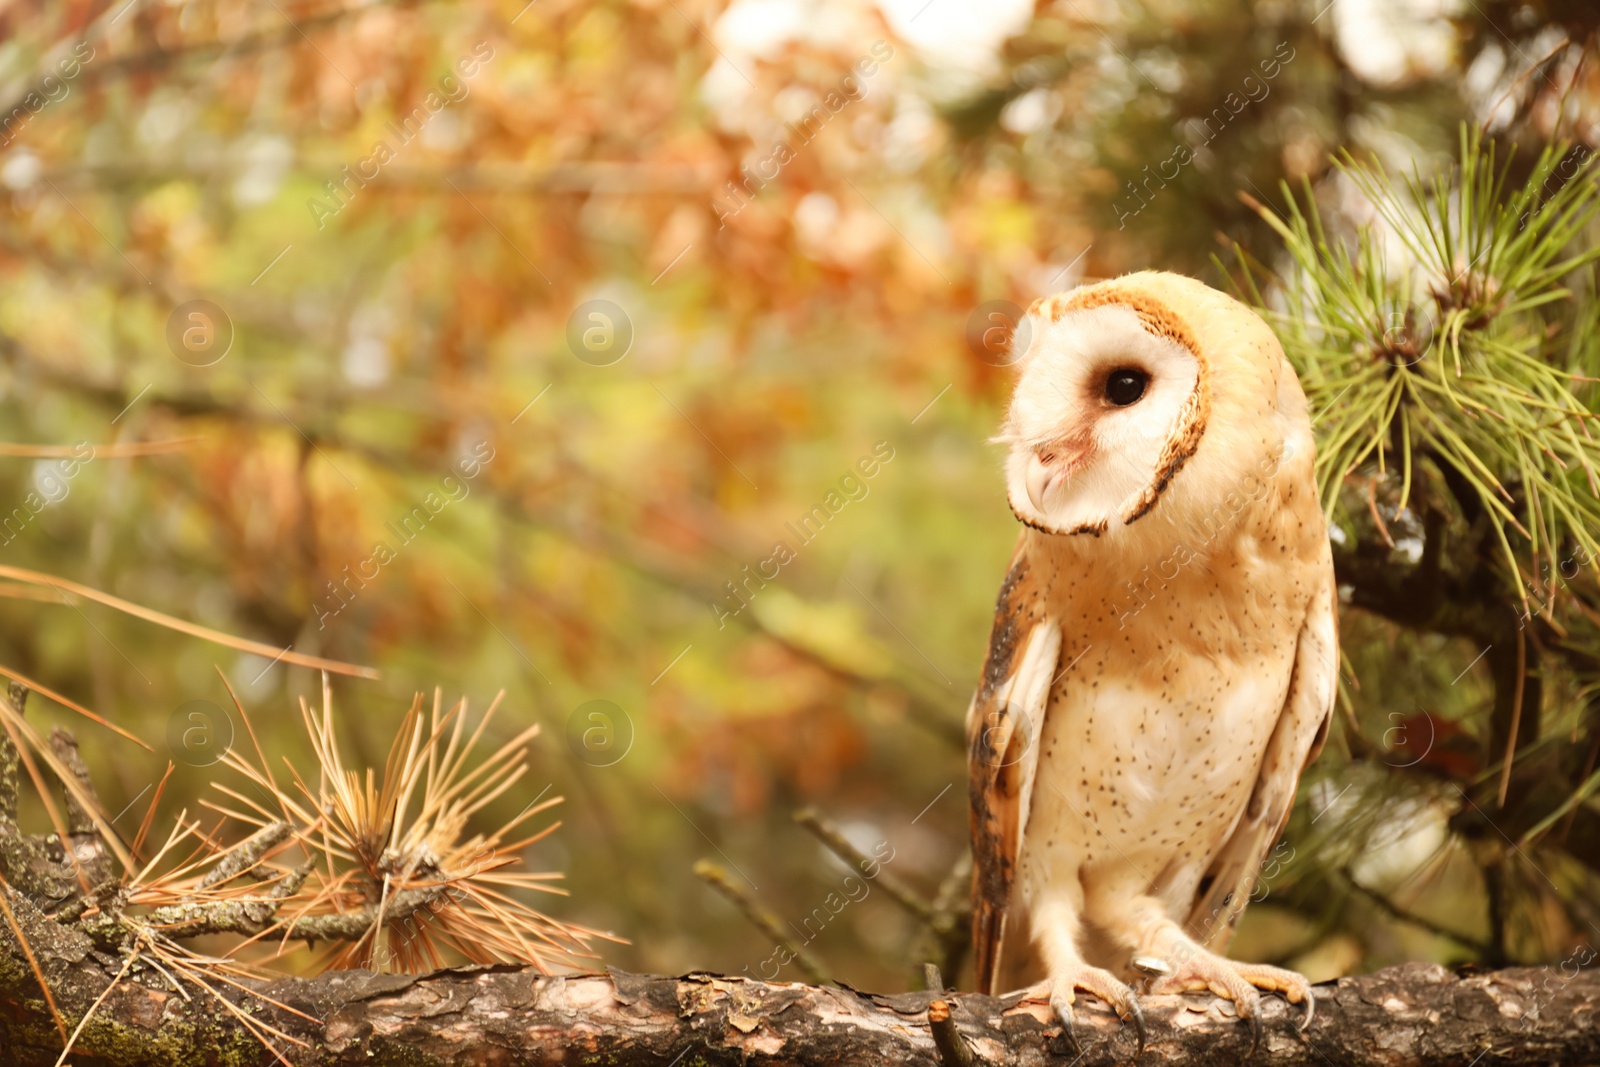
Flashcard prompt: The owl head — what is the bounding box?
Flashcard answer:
[997,271,1302,545]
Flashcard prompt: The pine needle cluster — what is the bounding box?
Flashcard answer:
[1238,127,1600,594]
[0,673,609,1064]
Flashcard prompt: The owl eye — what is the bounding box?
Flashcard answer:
[1104,368,1149,406]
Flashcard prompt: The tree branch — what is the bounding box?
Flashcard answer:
[0,932,1596,1067]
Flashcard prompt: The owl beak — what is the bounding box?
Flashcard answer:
[1024,440,1092,512]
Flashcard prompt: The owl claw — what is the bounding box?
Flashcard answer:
[1056,1003,1083,1056]
[1038,966,1145,1058]
[1148,948,1312,1055]
[1126,992,1148,1059]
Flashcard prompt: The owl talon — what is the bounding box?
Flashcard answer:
[1148,947,1311,1054]
[1036,984,1082,1054]
[1299,989,1316,1033]
[1057,1004,1083,1055]
[1126,992,1147,1059]
[1040,966,1143,1057]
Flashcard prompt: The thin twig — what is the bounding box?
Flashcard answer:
[1497,621,1527,808]
[200,822,293,889]
[693,859,831,986]
[1480,36,1571,134]
[48,728,104,835]
[793,808,934,923]
[919,852,972,984]
[1343,872,1494,957]
[927,999,976,1067]
[0,682,23,824]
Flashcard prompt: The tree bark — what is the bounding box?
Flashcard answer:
[3,925,1598,1067]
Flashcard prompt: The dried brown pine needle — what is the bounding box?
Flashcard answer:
[0,564,375,678]
[15,675,614,1067]
[158,677,622,974]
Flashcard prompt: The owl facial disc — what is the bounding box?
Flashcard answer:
[1000,291,1209,537]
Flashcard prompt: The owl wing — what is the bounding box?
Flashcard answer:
[1184,560,1338,951]
[967,548,1060,996]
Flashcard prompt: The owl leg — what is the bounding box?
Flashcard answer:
[1084,883,1313,1055]
[1027,892,1148,1056]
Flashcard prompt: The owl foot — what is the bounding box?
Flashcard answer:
[1147,949,1313,1057]
[1030,965,1147,1058]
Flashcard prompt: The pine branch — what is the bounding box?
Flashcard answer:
[0,950,1591,1067]
[142,884,441,941]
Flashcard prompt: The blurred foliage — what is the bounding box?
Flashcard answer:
[1244,129,1600,579]
[0,0,1596,994]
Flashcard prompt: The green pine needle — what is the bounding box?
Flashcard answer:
[1232,125,1600,595]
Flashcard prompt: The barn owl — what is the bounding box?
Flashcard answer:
[967,271,1337,1051]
